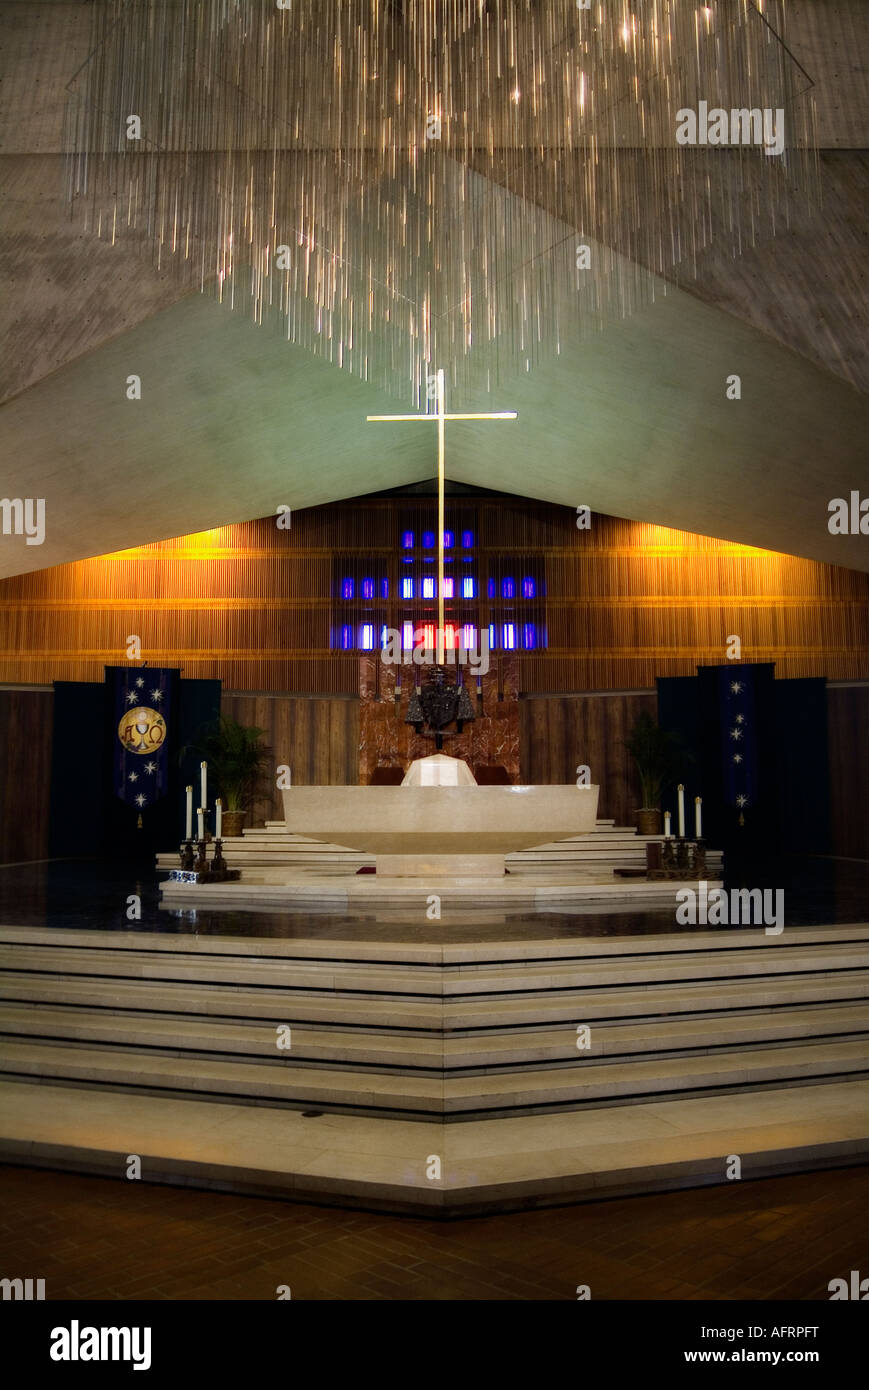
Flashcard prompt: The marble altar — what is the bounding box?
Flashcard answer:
[281,755,599,877]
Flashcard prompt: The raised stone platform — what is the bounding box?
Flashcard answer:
[1,922,867,1213]
[155,817,724,909]
[159,871,723,910]
[156,819,724,875]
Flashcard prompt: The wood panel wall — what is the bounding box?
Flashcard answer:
[827,685,869,861]
[0,687,54,863]
[221,691,359,827]
[520,691,657,827]
[0,499,866,692]
[0,684,865,859]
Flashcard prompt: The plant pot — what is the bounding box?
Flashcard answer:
[635,808,662,837]
[221,810,246,839]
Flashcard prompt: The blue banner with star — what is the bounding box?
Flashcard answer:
[109,667,177,810]
[717,664,760,813]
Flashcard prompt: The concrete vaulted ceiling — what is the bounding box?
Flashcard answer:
[0,0,868,579]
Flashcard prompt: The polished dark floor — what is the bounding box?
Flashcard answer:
[1,1162,867,1300]
[0,853,866,942]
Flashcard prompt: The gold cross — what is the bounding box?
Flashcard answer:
[367,369,517,663]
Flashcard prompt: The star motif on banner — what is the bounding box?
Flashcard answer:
[144,761,157,775]
[135,793,147,807]
[135,677,145,687]
[128,771,138,782]
[730,727,743,741]
[733,753,743,764]
[736,794,749,808]
[735,714,745,724]
[150,689,163,703]
[125,690,138,705]
[730,681,744,694]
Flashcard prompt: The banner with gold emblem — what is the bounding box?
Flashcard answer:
[110,667,177,809]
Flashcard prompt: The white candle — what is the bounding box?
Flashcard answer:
[677,784,685,838]
[185,785,193,840]
[197,806,204,840]
[664,811,671,839]
[200,761,208,812]
[215,797,222,839]
[695,796,702,839]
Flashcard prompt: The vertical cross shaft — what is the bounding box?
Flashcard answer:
[367,375,517,666]
[436,369,446,661]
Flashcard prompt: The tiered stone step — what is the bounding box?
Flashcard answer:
[1,925,867,1120]
[154,819,723,879]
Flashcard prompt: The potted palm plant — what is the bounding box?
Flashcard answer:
[186,717,270,839]
[622,712,684,837]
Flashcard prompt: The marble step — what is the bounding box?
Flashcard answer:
[2,939,868,1000]
[4,1077,867,1214]
[155,820,718,872]
[1,924,864,962]
[5,965,869,1034]
[3,1035,869,1117]
[229,831,675,852]
[2,1001,869,1071]
[0,945,441,997]
[157,879,719,910]
[256,818,621,834]
[441,1039,869,1113]
[3,922,866,961]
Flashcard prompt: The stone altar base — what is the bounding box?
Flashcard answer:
[160,872,723,910]
[376,853,505,878]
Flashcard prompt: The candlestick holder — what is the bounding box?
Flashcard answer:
[167,838,240,886]
[646,837,711,881]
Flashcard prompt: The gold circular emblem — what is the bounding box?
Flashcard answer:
[118,705,167,755]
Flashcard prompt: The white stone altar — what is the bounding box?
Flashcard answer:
[401,754,476,787]
[281,756,599,877]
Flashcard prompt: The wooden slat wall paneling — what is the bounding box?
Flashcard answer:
[221,692,359,826]
[520,691,657,827]
[0,503,865,692]
[0,688,54,863]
